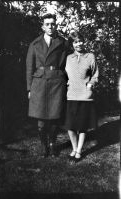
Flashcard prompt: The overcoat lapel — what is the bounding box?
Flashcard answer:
[35,35,49,63]
[35,34,63,62]
[46,37,63,59]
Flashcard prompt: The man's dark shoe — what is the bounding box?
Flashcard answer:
[38,128,50,158]
[40,139,50,158]
[42,147,49,158]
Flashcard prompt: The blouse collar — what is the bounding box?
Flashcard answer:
[71,51,88,58]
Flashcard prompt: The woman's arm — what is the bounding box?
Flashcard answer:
[87,53,99,87]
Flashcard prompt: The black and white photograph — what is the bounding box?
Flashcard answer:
[0,1,120,199]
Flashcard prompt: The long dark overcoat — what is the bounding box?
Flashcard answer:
[26,34,69,119]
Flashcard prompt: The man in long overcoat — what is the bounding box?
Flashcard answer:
[26,13,69,157]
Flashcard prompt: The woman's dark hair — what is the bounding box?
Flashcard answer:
[69,31,84,43]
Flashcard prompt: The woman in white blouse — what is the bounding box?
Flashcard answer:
[65,31,99,163]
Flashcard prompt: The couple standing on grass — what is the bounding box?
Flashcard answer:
[26,13,99,164]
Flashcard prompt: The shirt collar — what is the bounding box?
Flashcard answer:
[44,33,52,41]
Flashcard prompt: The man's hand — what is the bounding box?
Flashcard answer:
[28,91,31,99]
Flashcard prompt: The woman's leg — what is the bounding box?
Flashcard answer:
[75,132,85,158]
[68,130,78,156]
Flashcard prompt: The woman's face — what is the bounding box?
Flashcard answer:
[73,38,84,53]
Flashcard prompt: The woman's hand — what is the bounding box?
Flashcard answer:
[86,83,93,89]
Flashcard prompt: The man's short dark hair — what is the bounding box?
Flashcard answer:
[42,13,56,23]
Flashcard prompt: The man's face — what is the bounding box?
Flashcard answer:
[42,18,56,36]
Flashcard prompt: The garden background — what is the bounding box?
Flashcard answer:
[0,1,120,198]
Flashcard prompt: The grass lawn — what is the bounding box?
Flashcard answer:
[0,115,120,198]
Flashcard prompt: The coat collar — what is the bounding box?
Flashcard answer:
[37,33,63,50]
[47,33,64,56]
[35,33,64,59]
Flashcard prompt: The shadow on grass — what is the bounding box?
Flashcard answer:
[96,120,120,146]
[0,158,11,165]
[0,122,39,147]
[57,119,120,157]
[0,146,28,165]
[0,191,119,199]
[0,145,28,153]
[0,119,120,158]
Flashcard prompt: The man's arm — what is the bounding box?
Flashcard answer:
[26,43,35,93]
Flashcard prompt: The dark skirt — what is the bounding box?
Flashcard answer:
[64,100,97,132]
